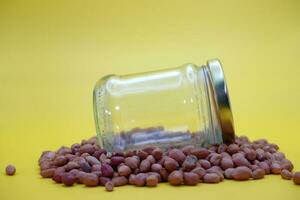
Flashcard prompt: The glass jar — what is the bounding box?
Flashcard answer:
[93,59,235,152]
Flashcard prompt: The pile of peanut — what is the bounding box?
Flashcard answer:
[38,136,300,191]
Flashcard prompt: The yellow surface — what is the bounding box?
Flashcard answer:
[0,0,300,199]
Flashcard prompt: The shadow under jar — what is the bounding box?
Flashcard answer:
[93,59,235,152]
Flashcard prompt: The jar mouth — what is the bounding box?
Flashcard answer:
[206,59,235,144]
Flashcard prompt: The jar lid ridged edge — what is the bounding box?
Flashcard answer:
[206,59,235,144]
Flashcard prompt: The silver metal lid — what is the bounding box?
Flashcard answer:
[207,59,235,143]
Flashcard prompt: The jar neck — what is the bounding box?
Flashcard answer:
[198,65,224,145]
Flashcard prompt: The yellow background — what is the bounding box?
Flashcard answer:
[0,0,299,199]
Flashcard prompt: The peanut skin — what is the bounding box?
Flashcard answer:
[112,176,128,186]
[168,149,186,165]
[183,172,199,185]
[164,157,179,172]
[293,172,300,185]
[152,148,163,160]
[252,168,265,179]
[203,173,220,183]
[105,181,114,192]
[281,169,293,180]
[82,173,99,187]
[168,170,183,185]
[118,165,132,176]
[232,167,252,180]
[38,135,296,190]
[135,173,147,186]
[146,174,159,186]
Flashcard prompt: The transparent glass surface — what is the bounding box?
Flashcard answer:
[94,64,223,152]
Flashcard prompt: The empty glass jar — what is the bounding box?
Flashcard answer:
[93,59,235,152]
